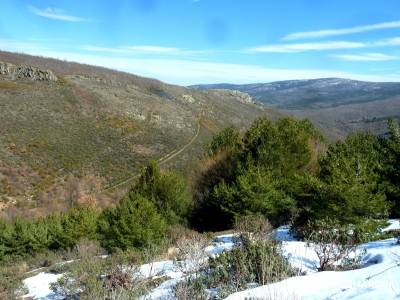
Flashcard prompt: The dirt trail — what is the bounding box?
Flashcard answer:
[103,114,202,191]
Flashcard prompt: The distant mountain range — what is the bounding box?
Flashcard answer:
[190,78,400,109]
[191,78,400,139]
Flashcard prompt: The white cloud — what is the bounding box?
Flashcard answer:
[123,45,181,53]
[375,37,400,46]
[248,41,366,53]
[28,6,91,22]
[248,37,400,53]
[81,45,132,54]
[283,20,400,40]
[332,53,398,61]
[11,48,400,85]
[81,45,209,56]
[0,39,49,52]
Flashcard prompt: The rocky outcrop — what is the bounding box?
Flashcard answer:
[181,94,196,104]
[0,62,57,81]
[214,89,255,104]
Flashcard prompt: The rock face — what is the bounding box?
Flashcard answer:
[0,62,57,81]
[181,94,196,103]
[214,89,255,104]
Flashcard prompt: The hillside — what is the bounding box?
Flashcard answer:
[0,51,278,218]
[191,78,400,139]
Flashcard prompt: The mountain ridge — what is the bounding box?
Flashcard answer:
[191,78,400,140]
[0,50,279,218]
[190,78,400,109]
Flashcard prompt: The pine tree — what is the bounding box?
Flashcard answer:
[380,118,400,216]
[102,192,166,251]
[317,133,388,223]
[133,161,191,224]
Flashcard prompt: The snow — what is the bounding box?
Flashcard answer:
[22,272,63,300]
[138,260,180,279]
[21,221,400,300]
[205,233,237,256]
[137,260,186,300]
[143,234,238,299]
[226,222,400,300]
[383,219,400,232]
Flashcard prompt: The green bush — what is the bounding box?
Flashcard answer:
[49,207,99,249]
[133,161,191,225]
[0,162,191,261]
[243,118,318,176]
[205,126,241,157]
[212,167,296,227]
[0,206,100,262]
[192,117,320,231]
[379,118,400,217]
[99,192,166,252]
[293,133,389,230]
[175,239,296,298]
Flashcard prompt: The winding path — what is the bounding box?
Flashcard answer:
[103,113,202,191]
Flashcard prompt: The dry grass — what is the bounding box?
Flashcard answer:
[0,50,276,219]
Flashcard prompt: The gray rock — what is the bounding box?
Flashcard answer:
[0,61,57,81]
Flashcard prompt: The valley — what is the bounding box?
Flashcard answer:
[192,78,400,139]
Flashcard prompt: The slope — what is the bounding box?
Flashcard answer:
[0,51,279,217]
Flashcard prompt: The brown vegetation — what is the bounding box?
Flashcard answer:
[0,51,275,218]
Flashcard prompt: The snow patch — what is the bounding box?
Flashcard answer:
[21,222,400,300]
[226,224,400,300]
[22,272,62,300]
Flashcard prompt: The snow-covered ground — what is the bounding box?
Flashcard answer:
[21,273,63,300]
[21,221,400,300]
[227,234,400,299]
[20,234,237,300]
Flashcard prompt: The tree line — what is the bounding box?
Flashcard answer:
[1,117,399,262]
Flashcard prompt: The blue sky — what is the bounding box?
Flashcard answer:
[1,0,400,85]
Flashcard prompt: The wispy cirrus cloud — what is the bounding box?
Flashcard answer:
[28,6,91,22]
[248,37,400,54]
[81,45,209,56]
[124,45,181,53]
[283,20,400,41]
[332,53,398,61]
[0,38,49,52]
[248,41,366,53]
[375,37,400,46]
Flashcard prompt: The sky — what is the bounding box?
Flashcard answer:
[1,0,400,85]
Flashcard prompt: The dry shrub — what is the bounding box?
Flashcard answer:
[104,265,136,290]
[174,278,208,300]
[74,239,106,260]
[0,171,117,220]
[234,214,273,243]
[166,224,197,245]
[175,239,297,299]
[305,219,367,271]
[207,240,296,297]
[175,231,209,274]
[0,263,26,299]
